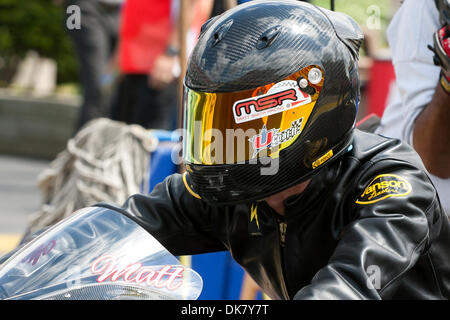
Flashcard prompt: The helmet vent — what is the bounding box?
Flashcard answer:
[199,16,218,39]
[256,25,282,49]
[211,19,233,47]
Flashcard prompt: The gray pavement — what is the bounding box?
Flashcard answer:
[0,155,50,235]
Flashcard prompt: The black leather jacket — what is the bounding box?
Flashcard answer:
[99,129,450,300]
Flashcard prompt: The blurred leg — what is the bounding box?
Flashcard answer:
[64,0,120,131]
[133,80,179,130]
[110,74,142,124]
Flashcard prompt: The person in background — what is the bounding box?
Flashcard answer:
[61,0,123,131]
[376,0,450,217]
[110,0,213,130]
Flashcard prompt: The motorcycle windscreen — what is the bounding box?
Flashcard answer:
[0,207,202,300]
[182,65,324,165]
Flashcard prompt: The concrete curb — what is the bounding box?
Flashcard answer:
[0,91,79,160]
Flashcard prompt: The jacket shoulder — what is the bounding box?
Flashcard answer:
[346,130,441,232]
[350,129,427,170]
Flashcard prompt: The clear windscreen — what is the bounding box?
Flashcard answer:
[0,207,202,300]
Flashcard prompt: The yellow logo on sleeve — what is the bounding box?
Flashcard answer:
[356,174,412,205]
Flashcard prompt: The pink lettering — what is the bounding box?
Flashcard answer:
[91,255,184,291]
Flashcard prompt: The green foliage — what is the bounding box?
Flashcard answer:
[311,0,392,32]
[0,0,78,83]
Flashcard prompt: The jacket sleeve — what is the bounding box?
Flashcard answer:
[294,161,440,300]
[97,173,227,256]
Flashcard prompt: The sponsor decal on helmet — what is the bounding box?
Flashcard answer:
[249,118,303,158]
[233,80,311,124]
[356,174,412,205]
[312,149,334,169]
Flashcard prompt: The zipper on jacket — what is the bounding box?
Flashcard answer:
[278,220,287,247]
[276,217,290,298]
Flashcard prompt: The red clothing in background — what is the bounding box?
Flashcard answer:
[119,0,173,74]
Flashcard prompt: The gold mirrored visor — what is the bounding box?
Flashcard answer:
[183,65,324,165]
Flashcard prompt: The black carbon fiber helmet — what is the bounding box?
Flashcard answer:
[181,0,363,205]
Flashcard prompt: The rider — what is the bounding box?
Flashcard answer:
[98,0,450,299]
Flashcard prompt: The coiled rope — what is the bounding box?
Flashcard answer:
[26,118,158,236]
